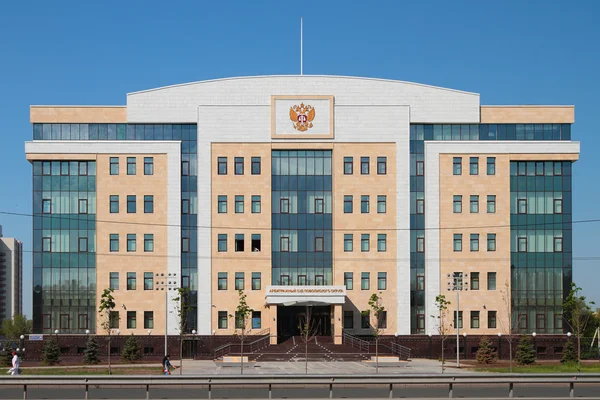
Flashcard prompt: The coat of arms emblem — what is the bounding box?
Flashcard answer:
[289,103,315,132]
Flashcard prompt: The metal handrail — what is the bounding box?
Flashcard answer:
[213,343,231,359]
[389,341,411,360]
[342,332,370,353]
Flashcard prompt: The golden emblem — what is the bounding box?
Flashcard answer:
[289,103,315,132]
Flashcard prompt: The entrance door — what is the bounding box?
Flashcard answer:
[277,305,331,342]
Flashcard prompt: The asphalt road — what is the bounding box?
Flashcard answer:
[0,384,599,399]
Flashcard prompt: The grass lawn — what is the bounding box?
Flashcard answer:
[19,367,162,375]
[473,363,600,373]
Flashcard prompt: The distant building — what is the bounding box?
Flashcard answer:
[0,225,23,321]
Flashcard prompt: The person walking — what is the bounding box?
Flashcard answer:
[9,351,19,375]
[162,355,172,375]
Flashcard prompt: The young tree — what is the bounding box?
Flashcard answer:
[561,338,577,364]
[42,338,61,366]
[98,288,117,375]
[515,335,536,365]
[475,337,497,364]
[363,292,385,374]
[122,334,142,363]
[1,315,32,339]
[83,335,100,365]
[430,294,451,373]
[172,287,193,375]
[564,282,596,372]
[229,290,253,375]
[500,280,517,373]
[298,305,320,374]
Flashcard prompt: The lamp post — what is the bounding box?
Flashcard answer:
[19,335,24,361]
[532,332,537,357]
[463,332,467,360]
[498,332,502,360]
[155,272,179,356]
[192,330,197,359]
[448,272,468,368]
[428,333,433,359]
[54,329,59,347]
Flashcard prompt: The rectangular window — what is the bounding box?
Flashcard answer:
[78,199,88,214]
[344,195,353,213]
[416,198,424,214]
[127,195,136,213]
[344,234,353,252]
[416,161,424,176]
[235,272,244,290]
[518,314,528,330]
[109,272,119,290]
[361,272,370,290]
[297,275,307,285]
[110,157,119,175]
[110,234,119,252]
[110,195,119,213]
[251,157,261,175]
[453,234,462,252]
[453,195,462,213]
[487,195,496,213]
[470,195,479,213]
[144,234,154,252]
[217,157,227,175]
[252,195,261,213]
[487,157,496,175]
[518,237,527,252]
[554,199,563,214]
[517,161,526,176]
[377,272,387,290]
[78,314,88,331]
[361,234,370,252]
[42,237,51,252]
[144,195,154,213]
[417,275,425,291]
[182,237,190,252]
[234,157,244,175]
[315,237,324,252]
[487,272,496,290]
[144,157,154,175]
[79,161,88,176]
[182,199,190,214]
[470,157,479,175]
[218,311,228,329]
[109,311,119,329]
[144,311,154,329]
[471,272,480,290]
[453,157,462,175]
[416,237,425,252]
[315,275,324,286]
[235,195,244,213]
[280,236,290,252]
[377,234,387,252]
[218,195,227,213]
[554,237,563,252]
[378,311,387,329]
[42,161,51,175]
[218,272,228,290]
[454,311,463,329]
[144,272,153,290]
[42,198,51,214]
[361,195,369,213]
[127,157,136,175]
[470,234,479,252]
[280,198,290,214]
[554,161,563,176]
[536,161,544,176]
[361,311,370,329]
[344,311,354,329]
[78,237,88,253]
[487,233,496,251]
[251,234,261,251]
[344,157,353,174]
[235,234,245,252]
[127,234,136,252]
[344,272,353,290]
[61,161,69,176]
[218,234,227,252]
[488,311,497,329]
[377,195,387,213]
[517,198,527,214]
[252,272,261,290]
[361,157,369,175]
[471,311,480,329]
[252,311,261,329]
[127,272,136,290]
[182,161,190,176]
[377,157,387,175]
[315,198,324,214]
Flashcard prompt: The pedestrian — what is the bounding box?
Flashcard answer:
[162,355,172,375]
[8,351,19,376]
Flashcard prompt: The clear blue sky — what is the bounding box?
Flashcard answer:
[1,0,599,317]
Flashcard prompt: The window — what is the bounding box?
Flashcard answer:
[235,272,244,290]
[416,198,424,214]
[315,237,324,252]
[344,272,353,290]
[378,311,387,329]
[182,161,190,176]
[315,198,324,214]
[42,199,51,214]
[377,157,387,174]
[218,272,227,290]
[252,272,261,290]
[250,233,261,252]
[453,234,462,252]
[361,157,369,175]
[554,161,563,175]
[554,237,563,252]
[252,311,261,329]
[144,272,153,290]
[518,314,528,329]
[471,311,480,329]
[144,195,154,213]
[280,198,290,214]
[487,195,496,213]
[378,272,387,290]
[218,195,227,213]
[78,161,88,176]
[536,161,544,176]
[109,272,119,290]
[517,198,527,214]
[110,234,119,252]
[42,237,51,252]
[218,311,228,329]
[453,195,462,213]
[42,161,51,175]
[78,237,88,253]
[487,272,496,290]
[361,272,370,290]
[470,195,479,213]
[488,311,497,329]
[416,161,424,176]
[127,234,136,252]
[453,157,462,175]
[344,195,353,213]
[235,234,245,252]
[144,234,154,252]
[454,311,463,329]
[361,195,369,213]
[471,272,479,290]
[315,275,324,286]
[416,236,425,252]
[78,199,88,214]
[217,157,227,175]
[487,233,496,251]
[251,157,261,175]
[517,162,526,176]
[234,157,244,175]
[344,311,354,329]
[487,157,496,175]
[144,157,154,175]
[78,314,88,331]
[361,234,370,252]
[127,157,136,175]
[470,157,479,175]
[417,275,425,291]
[109,311,119,329]
[110,157,119,175]
[127,195,136,213]
[518,237,527,252]
[361,311,370,329]
[344,157,353,174]
[144,312,154,329]
[297,275,307,285]
[110,195,119,213]
[235,195,244,213]
[127,272,136,290]
[554,199,563,214]
[377,234,387,252]
[182,199,190,214]
[344,234,353,252]
[470,234,479,252]
[252,195,261,213]
[377,195,387,213]
[280,236,290,252]
[218,234,227,252]
[182,237,190,252]
[61,161,69,175]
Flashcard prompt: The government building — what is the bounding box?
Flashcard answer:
[25,76,579,341]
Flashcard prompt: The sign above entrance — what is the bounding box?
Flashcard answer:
[271,95,334,139]
[265,285,346,306]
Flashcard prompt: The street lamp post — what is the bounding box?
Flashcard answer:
[463,332,467,360]
[532,332,537,357]
[19,335,24,361]
[155,273,179,356]
[498,332,502,360]
[192,330,197,359]
[448,272,468,368]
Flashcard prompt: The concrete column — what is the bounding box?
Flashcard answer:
[269,305,278,345]
[334,304,343,344]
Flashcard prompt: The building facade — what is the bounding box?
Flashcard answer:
[0,225,23,321]
[25,76,579,339]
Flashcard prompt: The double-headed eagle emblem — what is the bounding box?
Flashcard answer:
[289,103,315,132]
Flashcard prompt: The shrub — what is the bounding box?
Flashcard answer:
[515,335,536,365]
[475,337,497,364]
[121,334,142,363]
[561,338,577,364]
[83,336,100,365]
[43,338,61,366]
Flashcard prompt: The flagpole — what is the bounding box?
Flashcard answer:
[300,17,303,75]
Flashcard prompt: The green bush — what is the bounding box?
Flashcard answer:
[121,334,142,363]
[475,337,497,364]
[43,338,61,366]
[561,338,577,364]
[83,336,100,365]
[515,335,536,365]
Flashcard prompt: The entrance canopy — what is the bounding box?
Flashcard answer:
[265,285,346,305]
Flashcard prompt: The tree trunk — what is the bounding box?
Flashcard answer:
[108,336,111,376]
[441,339,445,374]
[376,338,379,374]
[509,340,513,373]
[179,335,183,375]
[577,334,581,372]
[241,337,244,375]
[305,337,308,374]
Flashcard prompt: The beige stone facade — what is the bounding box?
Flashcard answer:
[480,106,574,123]
[30,106,127,123]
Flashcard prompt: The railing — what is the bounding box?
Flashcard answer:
[214,329,271,359]
[248,335,271,353]
[213,343,231,360]
[342,332,370,353]
[2,374,600,399]
[389,341,411,360]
